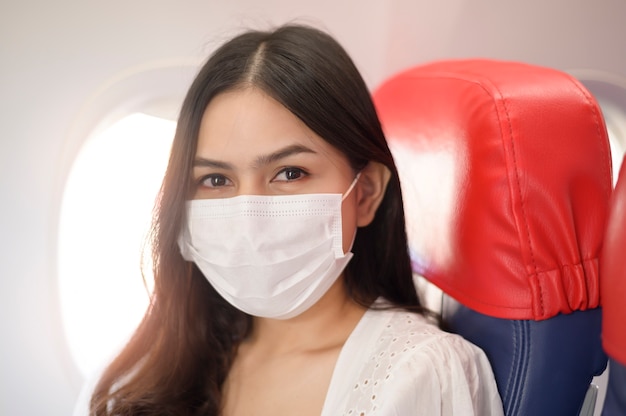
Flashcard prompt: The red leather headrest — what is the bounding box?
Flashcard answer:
[602,156,626,365]
[373,59,612,320]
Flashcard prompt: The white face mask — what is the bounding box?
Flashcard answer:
[178,174,360,319]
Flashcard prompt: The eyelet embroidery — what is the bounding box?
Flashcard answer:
[341,314,437,415]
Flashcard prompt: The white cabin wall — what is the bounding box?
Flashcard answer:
[1,1,625,415]
[379,0,626,83]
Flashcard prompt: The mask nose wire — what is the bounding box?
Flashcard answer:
[341,171,362,202]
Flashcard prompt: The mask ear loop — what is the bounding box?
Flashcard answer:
[341,171,362,201]
[341,171,362,254]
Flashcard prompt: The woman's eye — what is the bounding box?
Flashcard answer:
[200,174,232,188]
[274,167,307,182]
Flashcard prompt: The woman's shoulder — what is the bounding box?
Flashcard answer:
[338,307,504,415]
[362,307,484,366]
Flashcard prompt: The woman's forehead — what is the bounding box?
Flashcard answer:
[195,88,345,166]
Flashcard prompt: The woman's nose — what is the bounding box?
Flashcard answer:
[236,178,268,196]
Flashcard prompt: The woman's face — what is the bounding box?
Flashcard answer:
[192,87,359,253]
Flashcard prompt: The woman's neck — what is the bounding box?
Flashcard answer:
[244,279,367,356]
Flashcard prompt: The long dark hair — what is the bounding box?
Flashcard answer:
[91,24,422,415]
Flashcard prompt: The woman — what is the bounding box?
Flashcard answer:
[83,24,503,415]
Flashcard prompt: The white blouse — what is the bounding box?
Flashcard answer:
[321,307,504,415]
[74,307,503,415]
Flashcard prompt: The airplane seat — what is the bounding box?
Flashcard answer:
[372,59,612,416]
[600,154,626,416]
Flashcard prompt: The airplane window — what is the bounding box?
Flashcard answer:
[602,103,626,184]
[58,113,175,379]
[573,72,626,183]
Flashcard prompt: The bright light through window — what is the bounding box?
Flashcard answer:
[58,113,175,379]
[602,103,626,183]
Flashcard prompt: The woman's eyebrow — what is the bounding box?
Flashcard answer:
[192,158,233,170]
[253,144,317,168]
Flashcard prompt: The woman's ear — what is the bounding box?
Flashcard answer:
[355,161,391,227]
